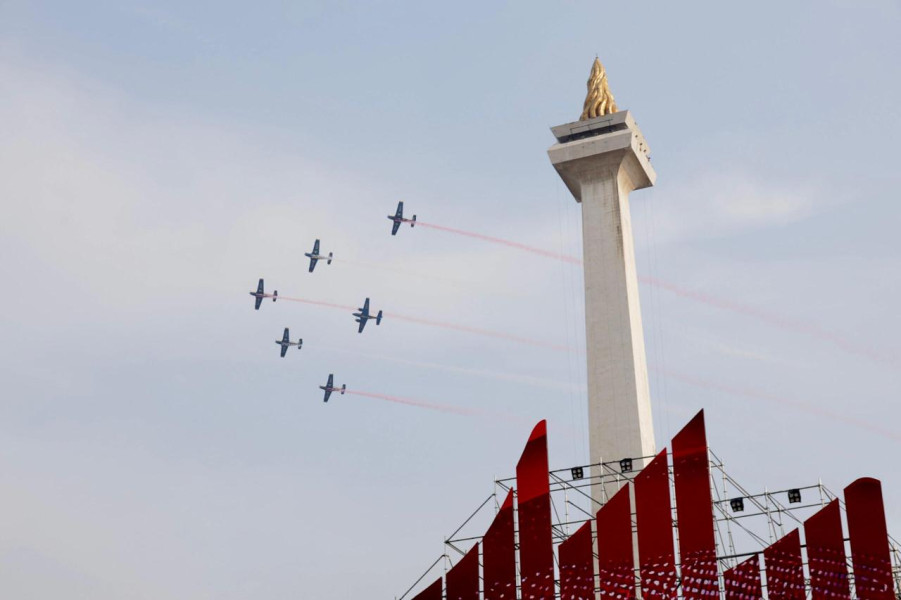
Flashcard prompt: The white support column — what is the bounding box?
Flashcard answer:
[547,111,657,503]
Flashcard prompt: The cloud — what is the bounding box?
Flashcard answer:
[0,55,571,344]
[647,172,820,244]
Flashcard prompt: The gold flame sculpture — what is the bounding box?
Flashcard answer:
[580,57,618,120]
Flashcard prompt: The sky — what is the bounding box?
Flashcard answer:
[1,1,900,598]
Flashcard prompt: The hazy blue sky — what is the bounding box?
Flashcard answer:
[1,1,900,598]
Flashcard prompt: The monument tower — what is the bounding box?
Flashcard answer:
[547,58,657,502]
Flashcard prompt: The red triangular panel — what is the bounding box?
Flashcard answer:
[516,420,554,599]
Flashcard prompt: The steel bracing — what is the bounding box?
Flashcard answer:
[398,411,901,600]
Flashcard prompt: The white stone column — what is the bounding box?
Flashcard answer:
[547,111,657,504]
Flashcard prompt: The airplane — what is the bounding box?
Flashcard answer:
[319,374,345,403]
[275,327,302,357]
[353,297,382,333]
[304,239,333,273]
[387,201,416,236]
[249,278,277,310]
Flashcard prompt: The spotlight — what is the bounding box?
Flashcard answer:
[787,489,802,504]
[619,458,633,473]
[730,497,745,512]
[571,467,584,480]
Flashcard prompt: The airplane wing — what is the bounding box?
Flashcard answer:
[327,374,333,387]
[280,344,288,358]
[312,239,320,254]
[362,298,370,316]
[323,389,331,402]
[358,318,366,333]
[395,201,404,219]
[253,279,264,309]
[308,256,317,272]
[391,220,401,235]
[282,328,290,343]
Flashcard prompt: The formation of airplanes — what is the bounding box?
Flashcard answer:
[249,202,415,400]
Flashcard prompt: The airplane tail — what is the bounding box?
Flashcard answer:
[298,339,303,349]
[341,385,346,395]
[273,290,278,302]
[376,310,383,325]
[327,252,333,265]
[411,215,417,227]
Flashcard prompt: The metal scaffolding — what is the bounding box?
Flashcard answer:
[398,447,901,600]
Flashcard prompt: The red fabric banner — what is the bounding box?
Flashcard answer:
[411,577,442,600]
[597,484,636,600]
[844,478,894,600]
[671,410,718,600]
[483,489,516,600]
[560,519,594,600]
[446,543,479,600]
[804,500,850,600]
[634,450,677,600]
[763,529,805,600]
[516,420,555,599]
[723,554,762,600]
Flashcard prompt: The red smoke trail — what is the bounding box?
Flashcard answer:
[344,389,479,416]
[639,276,894,365]
[320,344,585,392]
[344,389,542,429]
[653,366,901,443]
[417,220,891,364]
[268,294,571,352]
[416,221,582,264]
[329,256,477,287]
[266,294,355,312]
[382,311,572,352]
